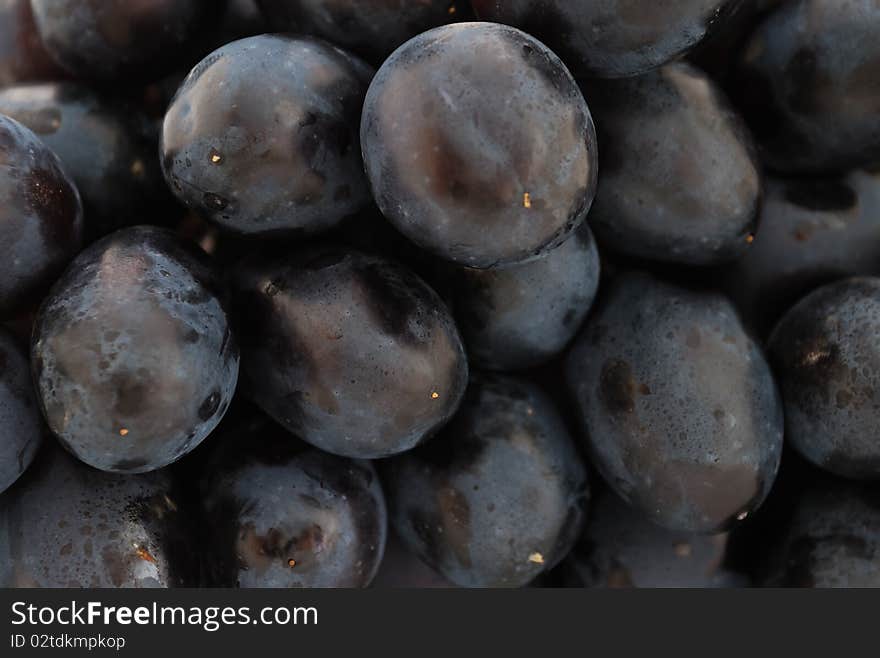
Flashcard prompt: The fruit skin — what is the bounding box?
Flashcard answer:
[0,0,67,86]
[382,373,589,588]
[0,83,173,239]
[724,169,880,337]
[760,483,880,587]
[566,271,783,533]
[256,0,472,63]
[231,243,468,459]
[564,489,747,588]
[0,444,196,587]
[734,0,880,174]
[361,22,597,269]
[448,223,600,371]
[31,226,239,474]
[370,531,454,588]
[162,34,374,237]
[29,0,223,82]
[768,277,880,480]
[0,114,83,316]
[201,416,387,588]
[0,328,43,495]
[471,0,742,79]
[586,62,762,267]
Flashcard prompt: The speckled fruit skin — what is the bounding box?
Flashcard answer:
[725,169,880,337]
[761,483,880,587]
[0,0,67,86]
[768,277,880,480]
[201,417,387,588]
[0,114,84,317]
[735,0,880,174]
[0,444,196,587]
[161,35,374,237]
[0,83,173,239]
[564,490,746,588]
[566,272,784,534]
[383,374,589,588]
[448,223,600,371]
[587,62,763,266]
[361,22,597,269]
[256,0,472,63]
[31,226,240,474]
[0,328,43,495]
[232,243,468,459]
[472,0,742,79]
[29,0,221,82]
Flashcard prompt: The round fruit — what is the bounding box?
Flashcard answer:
[162,35,374,237]
[202,416,387,588]
[566,271,784,533]
[587,62,762,266]
[383,374,588,587]
[448,223,600,371]
[232,243,468,458]
[0,114,83,316]
[768,277,880,480]
[0,82,172,239]
[735,0,880,173]
[32,226,239,473]
[0,444,196,587]
[361,22,597,268]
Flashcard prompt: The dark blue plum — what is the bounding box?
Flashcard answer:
[361,22,598,268]
[0,114,83,316]
[231,243,468,459]
[0,82,175,239]
[586,62,762,266]
[161,35,374,237]
[448,223,600,371]
[734,0,880,173]
[0,444,197,587]
[31,226,239,473]
[201,416,387,588]
[382,374,589,588]
[566,272,784,533]
[768,277,880,480]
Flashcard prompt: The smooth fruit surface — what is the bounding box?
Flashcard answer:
[361,22,597,268]
[383,374,588,587]
[232,244,468,458]
[0,114,83,316]
[162,35,374,236]
[768,277,880,480]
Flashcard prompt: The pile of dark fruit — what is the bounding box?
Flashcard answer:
[0,0,878,589]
